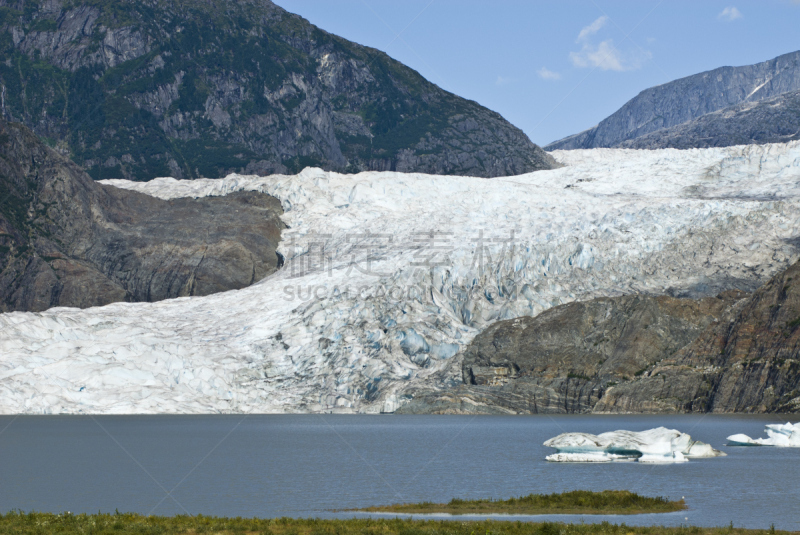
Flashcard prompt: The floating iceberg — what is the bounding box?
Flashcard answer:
[727,422,800,447]
[544,427,726,463]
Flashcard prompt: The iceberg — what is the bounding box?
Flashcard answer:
[727,422,800,447]
[544,427,726,463]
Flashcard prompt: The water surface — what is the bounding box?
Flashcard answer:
[0,414,797,529]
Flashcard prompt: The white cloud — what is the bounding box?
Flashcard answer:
[570,16,651,72]
[495,75,513,86]
[537,67,561,80]
[718,6,743,21]
[576,16,608,42]
[570,40,626,71]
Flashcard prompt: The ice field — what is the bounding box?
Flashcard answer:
[2,142,800,413]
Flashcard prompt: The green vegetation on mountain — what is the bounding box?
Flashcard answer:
[0,0,554,180]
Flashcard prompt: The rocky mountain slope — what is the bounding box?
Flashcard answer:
[617,89,800,149]
[401,260,800,415]
[545,50,800,150]
[1,143,799,413]
[0,0,554,180]
[598,259,800,414]
[398,292,747,414]
[0,117,285,312]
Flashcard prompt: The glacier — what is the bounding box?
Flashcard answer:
[2,142,800,413]
[544,427,725,463]
[727,422,800,446]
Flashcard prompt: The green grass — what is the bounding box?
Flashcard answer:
[359,490,686,515]
[0,511,788,535]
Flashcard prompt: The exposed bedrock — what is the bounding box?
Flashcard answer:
[598,260,800,414]
[618,88,800,150]
[545,50,800,150]
[0,118,285,312]
[398,292,746,414]
[401,261,800,414]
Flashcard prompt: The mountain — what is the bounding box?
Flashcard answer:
[545,50,800,150]
[0,0,555,180]
[618,89,800,149]
[397,292,746,414]
[0,117,285,312]
[400,259,800,415]
[598,259,800,413]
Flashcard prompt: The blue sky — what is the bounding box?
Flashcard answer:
[273,0,800,146]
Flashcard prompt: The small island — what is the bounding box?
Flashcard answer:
[358,490,687,515]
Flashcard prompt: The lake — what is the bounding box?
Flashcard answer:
[0,414,797,529]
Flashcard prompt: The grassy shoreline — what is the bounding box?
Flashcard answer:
[357,490,687,516]
[0,512,792,535]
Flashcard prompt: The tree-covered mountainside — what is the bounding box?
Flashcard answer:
[0,0,555,180]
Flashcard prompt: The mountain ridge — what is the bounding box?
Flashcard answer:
[0,0,555,180]
[545,50,800,150]
[617,88,800,149]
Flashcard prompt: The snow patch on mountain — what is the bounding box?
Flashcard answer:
[2,142,800,413]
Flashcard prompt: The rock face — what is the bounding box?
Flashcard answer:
[618,89,800,149]
[0,0,555,180]
[398,293,745,414]
[598,260,800,414]
[0,118,285,312]
[402,261,800,415]
[545,50,800,150]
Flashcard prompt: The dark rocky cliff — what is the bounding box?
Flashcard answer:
[617,89,800,149]
[545,50,800,150]
[399,261,800,414]
[598,260,800,413]
[0,117,285,312]
[0,0,555,180]
[398,293,745,414]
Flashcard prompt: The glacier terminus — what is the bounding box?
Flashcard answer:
[2,142,800,414]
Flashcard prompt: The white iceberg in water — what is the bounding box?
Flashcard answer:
[544,427,725,463]
[727,422,800,447]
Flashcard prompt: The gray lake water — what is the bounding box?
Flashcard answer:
[0,414,798,529]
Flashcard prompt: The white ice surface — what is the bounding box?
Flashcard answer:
[2,142,800,413]
[727,422,800,446]
[544,427,725,463]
